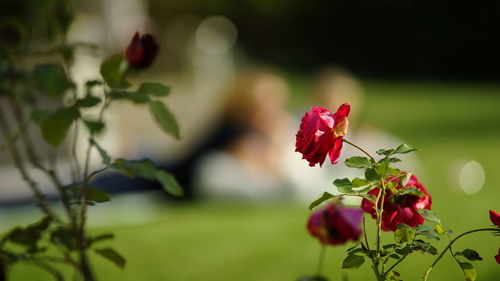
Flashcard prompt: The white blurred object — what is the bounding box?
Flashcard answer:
[458,160,485,195]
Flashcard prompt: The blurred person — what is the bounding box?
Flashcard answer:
[193,69,294,201]
[285,68,424,203]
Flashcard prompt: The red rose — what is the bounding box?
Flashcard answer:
[489,210,500,226]
[361,174,432,231]
[495,248,500,264]
[125,32,159,69]
[307,203,363,245]
[295,104,350,167]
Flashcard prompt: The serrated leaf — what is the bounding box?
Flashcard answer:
[394,224,415,244]
[458,262,477,281]
[381,157,402,164]
[411,239,438,255]
[40,107,79,146]
[397,187,425,197]
[33,64,72,96]
[149,101,180,140]
[309,192,335,210]
[138,82,171,96]
[90,139,111,165]
[345,156,372,169]
[333,178,353,193]
[155,170,183,197]
[459,249,483,261]
[87,187,111,203]
[94,248,126,269]
[393,144,418,154]
[359,193,376,202]
[417,209,441,224]
[342,254,365,269]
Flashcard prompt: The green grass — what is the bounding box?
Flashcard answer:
[6,80,500,280]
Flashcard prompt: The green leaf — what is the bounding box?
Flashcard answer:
[90,139,111,165]
[31,108,54,122]
[375,162,389,177]
[87,187,111,203]
[108,90,150,103]
[393,144,418,154]
[155,170,183,197]
[434,224,446,234]
[84,120,105,134]
[73,95,101,108]
[333,178,353,193]
[394,224,415,244]
[297,276,329,281]
[365,168,380,181]
[416,225,440,241]
[344,156,372,169]
[376,148,394,156]
[113,159,157,180]
[458,249,483,261]
[342,254,365,269]
[359,193,376,202]
[397,187,425,197]
[309,192,335,210]
[138,82,171,96]
[40,107,79,146]
[411,239,438,255]
[149,101,180,139]
[89,233,115,245]
[94,248,126,269]
[399,172,412,187]
[351,178,370,187]
[100,55,129,88]
[33,64,72,96]
[387,271,403,281]
[417,209,441,224]
[458,262,477,281]
[380,157,402,164]
[51,227,78,250]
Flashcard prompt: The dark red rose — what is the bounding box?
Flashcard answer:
[125,32,159,69]
[307,203,363,245]
[295,104,350,167]
[495,248,500,264]
[489,210,500,226]
[361,174,432,231]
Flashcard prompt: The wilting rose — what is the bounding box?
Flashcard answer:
[125,32,159,69]
[495,248,500,264]
[361,174,432,231]
[295,104,350,167]
[489,210,500,226]
[307,203,363,245]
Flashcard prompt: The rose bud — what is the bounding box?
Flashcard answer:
[125,32,159,69]
[295,103,350,167]
[495,248,500,264]
[307,203,363,245]
[361,174,432,231]
[489,210,500,226]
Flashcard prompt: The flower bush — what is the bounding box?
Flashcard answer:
[296,105,500,281]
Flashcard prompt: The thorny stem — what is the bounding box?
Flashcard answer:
[0,102,60,222]
[376,178,387,259]
[423,228,498,281]
[343,139,375,162]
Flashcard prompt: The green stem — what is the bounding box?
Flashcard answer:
[423,228,498,281]
[383,252,409,277]
[343,139,375,162]
[316,245,327,276]
[376,178,387,258]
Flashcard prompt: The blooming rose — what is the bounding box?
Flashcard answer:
[495,248,500,264]
[489,210,500,226]
[295,104,350,167]
[307,203,363,245]
[361,174,432,231]
[125,32,159,69]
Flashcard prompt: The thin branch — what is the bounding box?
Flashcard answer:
[343,139,376,162]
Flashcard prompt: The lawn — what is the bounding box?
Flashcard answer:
[6,80,500,281]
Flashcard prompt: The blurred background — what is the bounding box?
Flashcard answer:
[1,0,499,280]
